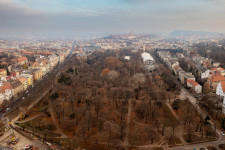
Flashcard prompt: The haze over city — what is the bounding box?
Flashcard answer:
[1,0,225,35]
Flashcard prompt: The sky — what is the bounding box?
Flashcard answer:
[1,0,225,35]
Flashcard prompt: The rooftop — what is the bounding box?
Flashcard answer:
[141,52,154,62]
[210,75,225,82]
[187,79,199,87]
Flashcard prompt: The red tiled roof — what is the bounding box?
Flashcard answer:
[23,51,35,54]
[187,79,199,87]
[43,52,53,55]
[211,68,217,71]
[211,75,225,82]
[0,82,13,94]
[32,62,40,67]
[36,51,53,55]
[18,57,28,62]
[211,67,225,71]
[0,69,6,72]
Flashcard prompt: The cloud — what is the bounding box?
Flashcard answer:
[1,0,225,35]
[0,0,45,33]
[0,0,41,16]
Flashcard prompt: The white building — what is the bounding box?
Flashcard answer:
[48,53,59,69]
[216,81,225,105]
[0,81,14,103]
[141,52,155,71]
[141,52,154,63]
[124,56,130,61]
[3,89,14,100]
[201,69,210,79]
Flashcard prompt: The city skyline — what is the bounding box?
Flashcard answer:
[1,0,225,35]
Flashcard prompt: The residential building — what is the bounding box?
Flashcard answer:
[17,56,28,65]
[0,69,7,77]
[40,60,50,75]
[20,74,33,87]
[48,53,59,69]
[178,70,185,81]
[182,73,195,86]
[201,69,210,79]
[172,65,181,76]
[8,79,23,96]
[187,79,202,93]
[32,69,42,81]
[18,77,28,91]
[31,62,41,68]
[216,81,225,104]
[213,62,220,67]
[10,70,20,78]
[0,81,14,100]
[208,75,225,92]
[211,67,225,76]
[22,69,42,82]
[59,53,65,63]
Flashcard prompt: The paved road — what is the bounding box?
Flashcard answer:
[168,138,225,150]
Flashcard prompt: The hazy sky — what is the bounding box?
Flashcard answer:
[1,0,225,35]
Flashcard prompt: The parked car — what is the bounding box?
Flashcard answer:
[24,145,33,150]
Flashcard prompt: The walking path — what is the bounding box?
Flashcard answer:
[49,100,68,138]
[165,101,178,120]
[15,113,41,124]
[124,99,131,149]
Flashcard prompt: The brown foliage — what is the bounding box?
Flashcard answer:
[104,57,123,69]
[101,68,110,76]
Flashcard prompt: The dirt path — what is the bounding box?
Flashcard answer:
[175,126,187,144]
[165,101,178,120]
[124,99,131,149]
[49,100,68,138]
[15,113,41,124]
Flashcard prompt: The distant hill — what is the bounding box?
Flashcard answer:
[170,30,223,37]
